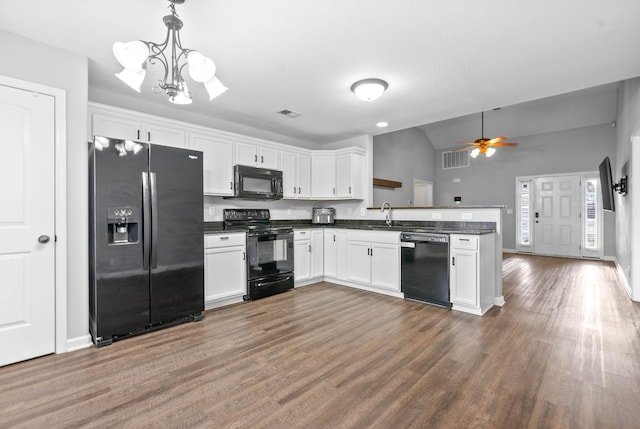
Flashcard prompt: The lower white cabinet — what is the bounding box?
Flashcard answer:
[294,229,323,284]
[323,229,347,280]
[450,233,495,315]
[346,230,400,292]
[204,233,246,309]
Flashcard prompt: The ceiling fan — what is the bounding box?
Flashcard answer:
[455,111,518,158]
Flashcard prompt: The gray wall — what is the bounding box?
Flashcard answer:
[434,123,617,255]
[0,30,89,341]
[614,78,640,293]
[372,128,436,207]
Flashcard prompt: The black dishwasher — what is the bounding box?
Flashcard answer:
[401,232,451,308]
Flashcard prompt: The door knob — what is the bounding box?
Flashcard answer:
[38,235,50,244]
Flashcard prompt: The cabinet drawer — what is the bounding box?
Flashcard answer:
[294,229,311,240]
[205,233,246,248]
[451,235,478,250]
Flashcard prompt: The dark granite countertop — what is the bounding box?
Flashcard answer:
[205,220,496,235]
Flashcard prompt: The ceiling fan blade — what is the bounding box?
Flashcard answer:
[453,146,474,151]
[487,136,506,144]
[457,141,476,145]
[490,142,519,147]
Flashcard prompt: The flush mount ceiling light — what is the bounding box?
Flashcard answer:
[113,0,227,105]
[350,78,388,101]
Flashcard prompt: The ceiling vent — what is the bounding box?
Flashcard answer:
[442,150,470,169]
[277,109,301,118]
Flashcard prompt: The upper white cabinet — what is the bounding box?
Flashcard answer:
[90,111,187,148]
[188,132,234,196]
[280,149,311,199]
[450,234,495,316]
[336,148,366,199]
[89,103,367,200]
[234,140,278,169]
[311,152,337,199]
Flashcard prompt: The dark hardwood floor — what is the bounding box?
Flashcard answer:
[1,254,639,428]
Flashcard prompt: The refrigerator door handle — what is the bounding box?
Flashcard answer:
[142,172,151,270]
[150,172,158,268]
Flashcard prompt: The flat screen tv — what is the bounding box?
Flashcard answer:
[599,156,615,212]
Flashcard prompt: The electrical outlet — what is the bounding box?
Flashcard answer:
[208,206,215,216]
[360,208,366,216]
[431,212,442,219]
[461,212,472,220]
[287,208,292,216]
[348,208,352,216]
[507,209,514,215]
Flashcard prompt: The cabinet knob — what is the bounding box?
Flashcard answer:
[298,187,301,194]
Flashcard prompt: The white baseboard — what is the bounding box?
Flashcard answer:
[502,248,516,253]
[494,296,505,306]
[205,295,245,310]
[615,261,633,300]
[603,255,616,262]
[66,334,92,352]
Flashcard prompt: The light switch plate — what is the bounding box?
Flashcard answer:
[507,209,514,215]
[453,178,461,183]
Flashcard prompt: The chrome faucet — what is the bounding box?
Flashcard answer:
[381,201,392,226]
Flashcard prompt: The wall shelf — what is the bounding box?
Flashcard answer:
[373,178,402,189]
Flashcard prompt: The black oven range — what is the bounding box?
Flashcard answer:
[223,209,294,300]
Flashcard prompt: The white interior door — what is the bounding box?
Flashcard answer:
[533,175,581,257]
[413,179,433,206]
[0,84,55,367]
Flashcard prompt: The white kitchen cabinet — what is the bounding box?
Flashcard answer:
[234,140,279,169]
[188,133,234,195]
[280,149,311,199]
[346,230,400,292]
[294,229,323,284]
[204,233,247,309]
[90,111,187,148]
[324,229,347,280]
[336,149,366,199]
[450,233,495,315]
[311,152,337,199]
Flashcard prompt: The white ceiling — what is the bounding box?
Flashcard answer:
[1,0,639,146]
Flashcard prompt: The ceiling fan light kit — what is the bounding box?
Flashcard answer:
[457,111,518,158]
[351,78,388,101]
[113,0,227,105]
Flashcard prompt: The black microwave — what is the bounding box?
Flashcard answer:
[225,165,283,200]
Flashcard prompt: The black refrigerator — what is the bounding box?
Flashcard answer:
[89,136,204,347]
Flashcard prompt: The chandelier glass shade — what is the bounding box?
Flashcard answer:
[113,0,227,105]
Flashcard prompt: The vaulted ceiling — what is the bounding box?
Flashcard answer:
[1,1,639,146]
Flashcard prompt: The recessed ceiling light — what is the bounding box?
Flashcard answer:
[376,121,389,128]
[351,78,389,101]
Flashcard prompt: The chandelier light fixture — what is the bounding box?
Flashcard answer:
[113,0,227,105]
[350,78,388,101]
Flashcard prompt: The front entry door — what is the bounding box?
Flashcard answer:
[0,84,55,366]
[533,175,581,257]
